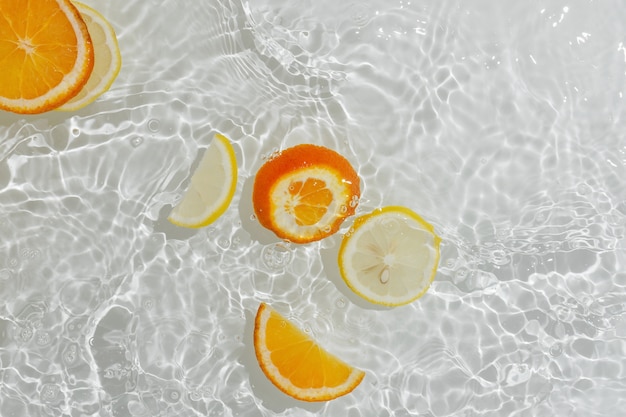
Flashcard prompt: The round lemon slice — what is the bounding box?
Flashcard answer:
[168,134,238,228]
[338,206,441,307]
[57,2,121,111]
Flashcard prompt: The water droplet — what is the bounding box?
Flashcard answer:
[147,119,160,132]
[130,136,143,147]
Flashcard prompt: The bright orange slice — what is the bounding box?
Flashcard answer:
[253,303,365,402]
[0,0,94,114]
[252,144,360,243]
[57,2,121,111]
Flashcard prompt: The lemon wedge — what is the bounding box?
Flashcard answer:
[338,206,441,307]
[57,2,121,111]
[168,134,237,228]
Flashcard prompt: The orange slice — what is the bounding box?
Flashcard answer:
[252,144,360,243]
[0,0,94,114]
[57,2,121,111]
[253,303,365,402]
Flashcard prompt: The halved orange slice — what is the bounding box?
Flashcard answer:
[252,144,360,243]
[253,303,365,402]
[0,0,94,114]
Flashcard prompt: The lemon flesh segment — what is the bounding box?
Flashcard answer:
[168,134,237,228]
[339,206,441,307]
[57,2,121,111]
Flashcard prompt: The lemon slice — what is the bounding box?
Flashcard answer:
[338,206,441,307]
[168,134,237,228]
[57,2,121,111]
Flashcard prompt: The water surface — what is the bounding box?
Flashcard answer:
[0,0,625,416]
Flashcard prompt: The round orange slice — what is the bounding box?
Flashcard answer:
[57,2,121,111]
[253,303,365,402]
[252,144,360,243]
[0,0,94,114]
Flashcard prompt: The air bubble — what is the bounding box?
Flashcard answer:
[18,326,33,342]
[63,344,78,365]
[261,243,293,270]
[147,119,160,132]
[164,388,181,403]
[40,383,60,403]
[142,298,154,311]
[340,205,348,214]
[130,136,144,147]
[549,343,563,357]
[35,331,51,346]
[71,128,80,137]
[335,298,346,308]
[250,214,257,221]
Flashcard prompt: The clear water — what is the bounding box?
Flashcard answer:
[1,0,625,416]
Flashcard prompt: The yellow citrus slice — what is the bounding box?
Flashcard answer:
[338,206,441,307]
[57,2,121,111]
[0,0,94,114]
[252,144,360,243]
[253,303,365,402]
[168,134,237,228]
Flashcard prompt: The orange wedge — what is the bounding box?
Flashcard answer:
[252,144,360,243]
[0,0,94,114]
[253,303,365,402]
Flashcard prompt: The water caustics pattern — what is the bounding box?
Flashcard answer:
[0,0,625,416]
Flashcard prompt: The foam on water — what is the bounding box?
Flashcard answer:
[1,0,625,416]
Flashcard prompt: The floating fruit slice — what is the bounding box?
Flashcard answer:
[253,303,365,402]
[252,144,360,243]
[168,134,237,228]
[338,206,441,307]
[57,2,121,111]
[0,0,94,114]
